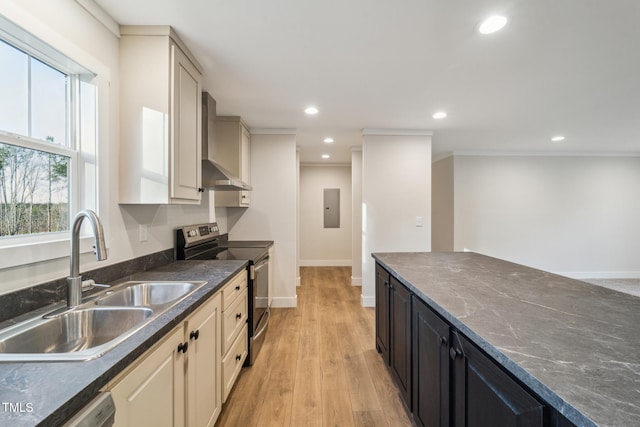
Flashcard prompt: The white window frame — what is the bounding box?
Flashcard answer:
[0,14,102,269]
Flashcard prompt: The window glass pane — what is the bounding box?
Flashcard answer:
[30,57,67,145]
[0,142,69,237]
[0,40,28,136]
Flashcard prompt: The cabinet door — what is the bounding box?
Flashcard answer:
[170,41,202,203]
[375,263,390,364]
[109,325,185,427]
[390,276,411,408]
[186,294,222,427]
[239,125,250,206]
[452,333,545,427]
[413,297,450,427]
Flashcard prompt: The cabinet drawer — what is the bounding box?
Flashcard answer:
[221,327,248,402]
[222,271,247,310]
[223,288,248,354]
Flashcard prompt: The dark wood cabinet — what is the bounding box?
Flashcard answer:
[451,332,545,427]
[375,263,390,363]
[390,276,411,408]
[413,297,450,427]
[374,261,564,427]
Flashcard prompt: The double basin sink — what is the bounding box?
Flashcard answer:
[0,281,205,362]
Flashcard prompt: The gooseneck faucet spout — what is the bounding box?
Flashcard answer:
[67,210,107,307]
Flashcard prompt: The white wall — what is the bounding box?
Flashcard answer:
[227,132,298,307]
[351,148,363,285]
[0,0,210,295]
[299,165,352,266]
[362,131,432,306]
[451,154,640,278]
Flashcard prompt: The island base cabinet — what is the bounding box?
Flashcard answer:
[413,297,450,427]
[390,276,412,409]
[375,263,390,364]
[451,333,545,427]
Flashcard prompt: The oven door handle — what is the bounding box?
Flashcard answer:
[254,308,270,340]
[250,257,269,280]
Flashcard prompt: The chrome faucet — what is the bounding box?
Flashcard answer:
[67,210,107,307]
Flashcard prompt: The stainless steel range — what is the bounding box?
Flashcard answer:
[176,223,271,366]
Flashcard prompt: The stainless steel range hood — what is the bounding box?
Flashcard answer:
[201,92,252,191]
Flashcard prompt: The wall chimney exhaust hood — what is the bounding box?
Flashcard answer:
[201,92,252,191]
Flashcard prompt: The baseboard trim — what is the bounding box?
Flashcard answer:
[299,259,352,267]
[351,276,362,286]
[271,296,297,308]
[361,294,375,307]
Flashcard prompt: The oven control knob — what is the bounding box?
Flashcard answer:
[187,230,197,238]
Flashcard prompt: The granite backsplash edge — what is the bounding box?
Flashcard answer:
[0,249,175,324]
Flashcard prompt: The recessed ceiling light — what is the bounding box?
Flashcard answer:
[305,106,319,115]
[321,154,330,159]
[478,15,507,34]
[323,137,334,143]
[432,111,447,120]
[551,135,566,142]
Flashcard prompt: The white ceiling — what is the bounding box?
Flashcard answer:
[94,0,640,164]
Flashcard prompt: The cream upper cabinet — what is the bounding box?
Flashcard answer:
[215,116,251,207]
[119,26,203,204]
[105,293,222,427]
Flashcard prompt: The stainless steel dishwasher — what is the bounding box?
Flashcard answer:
[62,392,115,427]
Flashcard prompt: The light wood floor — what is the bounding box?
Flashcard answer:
[216,267,413,427]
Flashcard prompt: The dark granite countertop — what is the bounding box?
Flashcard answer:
[223,240,274,249]
[372,252,640,427]
[0,260,247,427]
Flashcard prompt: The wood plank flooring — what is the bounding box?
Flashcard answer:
[215,267,413,427]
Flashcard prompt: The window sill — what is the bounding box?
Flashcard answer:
[0,235,98,269]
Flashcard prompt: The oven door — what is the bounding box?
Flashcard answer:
[250,256,269,365]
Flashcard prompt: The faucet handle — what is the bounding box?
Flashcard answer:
[81,279,110,291]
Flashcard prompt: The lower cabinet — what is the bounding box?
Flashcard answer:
[413,297,450,427]
[376,262,553,427]
[390,276,411,408]
[451,332,545,427]
[105,293,222,427]
[375,263,390,363]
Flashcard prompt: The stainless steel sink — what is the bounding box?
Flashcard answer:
[0,307,153,362]
[0,280,207,362]
[95,281,205,307]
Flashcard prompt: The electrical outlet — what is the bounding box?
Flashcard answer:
[416,216,423,227]
[139,224,148,242]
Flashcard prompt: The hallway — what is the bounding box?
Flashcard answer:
[216,267,412,426]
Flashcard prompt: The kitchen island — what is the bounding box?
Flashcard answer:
[0,260,247,426]
[373,252,640,427]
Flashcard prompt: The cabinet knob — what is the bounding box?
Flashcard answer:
[235,354,242,361]
[449,347,462,360]
[236,313,242,320]
[439,336,448,346]
[236,285,241,291]
[178,342,189,353]
[190,330,200,340]
[198,188,205,193]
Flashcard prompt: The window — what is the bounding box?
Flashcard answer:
[0,19,97,243]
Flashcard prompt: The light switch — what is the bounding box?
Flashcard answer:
[416,216,423,227]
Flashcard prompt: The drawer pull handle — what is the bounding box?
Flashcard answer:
[449,347,462,360]
[190,330,200,340]
[236,313,242,320]
[235,354,242,362]
[178,342,189,354]
[235,285,241,291]
[439,336,448,346]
